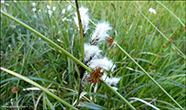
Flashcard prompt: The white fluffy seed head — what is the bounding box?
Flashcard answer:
[74,7,89,34]
[47,5,51,9]
[90,22,112,45]
[1,0,5,4]
[32,2,36,7]
[101,72,121,86]
[67,5,72,11]
[112,87,118,91]
[62,8,66,14]
[23,87,41,91]
[87,57,116,71]
[32,8,36,12]
[149,7,156,14]
[84,43,102,63]
[53,7,56,11]
[48,10,53,17]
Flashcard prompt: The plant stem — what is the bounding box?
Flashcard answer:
[0,67,78,110]
[75,0,84,63]
[77,78,82,105]
[156,1,185,27]
[102,81,136,110]
[43,92,46,110]
[66,1,96,27]
[114,42,183,110]
[16,92,19,110]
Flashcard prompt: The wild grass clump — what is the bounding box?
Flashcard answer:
[1,1,185,110]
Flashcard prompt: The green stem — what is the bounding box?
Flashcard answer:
[114,42,183,110]
[0,67,78,110]
[43,92,46,110]
[102,81,136,110]
[156,1,185,27]
[133,4,186,60]
[75,0,84,63]
[66,1,96,27]
[77,78,82,105]
[66,1,76,9]
[16,92,19,110]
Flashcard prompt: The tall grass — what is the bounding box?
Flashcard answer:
[1,1,185,109]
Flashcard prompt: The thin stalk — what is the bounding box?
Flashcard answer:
[0,10,135,109]
[32,92,36,110]
[102,80,136,110]
[66,1,96,27]
[67,1,76,8]
[75,0,84,63]
[16,92,19,110]
[156,1,185,27]
[0,67,78,110]
[133,4,186,59]
[43,92,46,110]
[74,63,82,105]
[114,42,183,110]
[77,78,82,105]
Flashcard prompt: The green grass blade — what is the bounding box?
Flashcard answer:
[129,97,160,110]
[45,96,55,110]
[156,1,185,26]
[102,80,136,110]
[79,101,107,109]
[0,67,78,110]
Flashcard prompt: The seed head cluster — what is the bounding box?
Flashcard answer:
[74,6,121,90]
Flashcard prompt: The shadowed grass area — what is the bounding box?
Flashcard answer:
[1,1,185,109]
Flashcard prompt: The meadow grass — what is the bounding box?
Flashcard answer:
[1,1,185,110]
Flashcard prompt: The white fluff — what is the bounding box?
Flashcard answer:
[47,5,51,10]
[74,7,89,34]
[53,7,56,11]
[107,77,121,86]
[62,9,66,14]
[32,8,36,12]
[23,87,40,91]
[32,2,36,7]
[101,73,121,86]
[48,10,53,17]
[149,8,156,14]
[90,22,112,45]
[1,0,5,3]
[84,43,102,62]
[112,86,118,91]
[67,5,72,11]
[88,57,116,71]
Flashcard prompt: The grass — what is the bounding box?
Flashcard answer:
[1,1,185,110]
